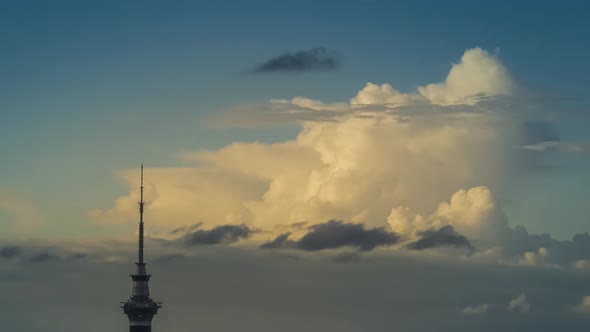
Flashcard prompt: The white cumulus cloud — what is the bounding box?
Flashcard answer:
[387,186,510,250]
[418,47,514,106]
[350,82,413,108]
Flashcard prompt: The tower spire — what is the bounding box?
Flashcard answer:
[139,163,144,264]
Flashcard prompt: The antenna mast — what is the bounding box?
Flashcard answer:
[138,163,144,264]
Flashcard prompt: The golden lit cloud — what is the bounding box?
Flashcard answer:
[92,48,521,241]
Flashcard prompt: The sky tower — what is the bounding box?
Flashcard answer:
[122,164,162,332]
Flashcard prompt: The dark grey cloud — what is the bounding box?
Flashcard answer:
[169,222,203,235]
[253,47,339,73]
[407,225,474,253]
[183,224,253,246]
[297,220,399,251]
[257,217,590,268]
[261,220,399,252]
[0,245,81,264]
[27,252,60,264]
[260,232,294,249]
[502,227,590,267]
[0,246,22,259]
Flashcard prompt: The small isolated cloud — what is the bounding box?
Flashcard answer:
[572,296,590,314]
[573,259,590,269]
[406,225,473,253]
[182,224,253,246]
[260,221,399,252]
[462,303,490,315]
[521,141,590,154]
[507,292,530,313]
[253,47,339,73]
[521,141,561,152]
[518,247,558,268]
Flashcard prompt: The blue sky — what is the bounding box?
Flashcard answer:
[1,0,589,239]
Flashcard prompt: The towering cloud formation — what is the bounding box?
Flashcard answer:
[93,48,579,265]
[93,111,515,234]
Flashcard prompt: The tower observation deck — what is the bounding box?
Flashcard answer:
[122,164,162,332]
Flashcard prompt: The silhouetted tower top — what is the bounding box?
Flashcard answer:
[122,164,161,332]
